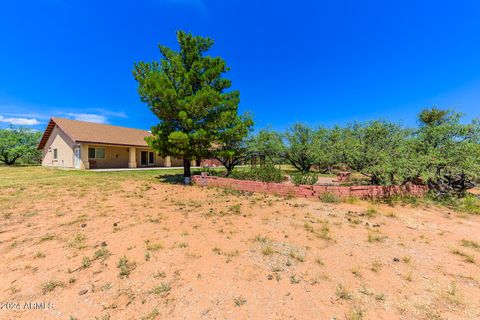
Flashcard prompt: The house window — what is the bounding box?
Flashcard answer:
[141,151,155,165]
[53,149,58,160]
[88,147,105,159]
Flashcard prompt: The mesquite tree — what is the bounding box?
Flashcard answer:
[212,113,254,175]
[133,31,245,181]
[0,127,42,165]
[283,123,317,173]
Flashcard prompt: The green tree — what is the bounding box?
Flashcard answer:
[133,31,244,181]
[283,123,317,173]
[312,126,343,174]
[247,129,284,165]
[212,113,254,175]
[341,121,408,185]
[413,108,480,194]
[0,127,42,165]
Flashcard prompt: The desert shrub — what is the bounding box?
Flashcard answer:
[319,192,340,203]
[201,167,226,177]
[230,164,284,183]
[290,172,318,186]
[429,192,480,215]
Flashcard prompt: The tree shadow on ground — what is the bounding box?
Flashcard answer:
[156,174,184,184]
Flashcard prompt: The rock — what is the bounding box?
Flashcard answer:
[78,289,88,295]
[393,257,400,262]
[284,234,289,238]
[81,223,87,228]
[100,241,107,247]
[267,274,273,280]
[373,223,380,227]
[113,223,118,227]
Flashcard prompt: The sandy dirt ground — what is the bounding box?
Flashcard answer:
[0,170,479,320]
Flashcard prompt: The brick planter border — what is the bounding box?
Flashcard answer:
[192,175,428,199]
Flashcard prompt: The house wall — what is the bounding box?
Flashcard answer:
[85,145,184,169]
[41,126,76,168]
[135,148,163,167]
[86,145,130,169]
[170,157,184,167]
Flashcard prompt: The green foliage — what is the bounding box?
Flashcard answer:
[133,31,248,178]
[312,126,344,173]
[339,120,409,185]
[247,129,284,164]
[212,113,254,175]
[246,108,479,195]
[0,127,42,165]
[318,192,340,203]
[411,108,480,194]
[427,192,480,215]
[290,172,318,186]
[230,164,284,183]
[283,123,317,173]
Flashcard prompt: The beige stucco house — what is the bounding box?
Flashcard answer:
[38,117,188,169]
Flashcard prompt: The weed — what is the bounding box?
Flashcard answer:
[290,274,301,284]
[229,204,241,214]
[117,256,136,278]
[145,240,163,251]
[461,239,480,250]
[141,308,159,320]
[346,306,364,320]
[68,233,87,249]
[365,207,379,218]
[351,266,362,278]
[93,248,111,261]
[33,252,46,259]
[151,282,171,296]
[261,245,275,256]
[234,296,247,306]
[451,248,475,263]
[42,280,64,294]
[319,192,340,203]
[368,230,387,243]
[335,283,352,300]
[82,256,92,269]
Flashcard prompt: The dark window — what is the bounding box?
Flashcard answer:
[88,148,96,159]
[141,151,147,165]
[149,152,154,164]
[53,149,58,159]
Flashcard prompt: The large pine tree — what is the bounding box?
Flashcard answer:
[133,31,250,181]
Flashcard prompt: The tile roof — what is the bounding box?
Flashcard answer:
[38,117,152,149]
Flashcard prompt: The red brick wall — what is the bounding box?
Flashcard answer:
[192,175,428,199]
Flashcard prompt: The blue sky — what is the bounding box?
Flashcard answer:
[1,0,480,131]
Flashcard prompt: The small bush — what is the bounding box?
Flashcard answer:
[319,192,340,203]
[117,256,136,278]
[290,173,318,186]
[42,280,64,295]
[428,192,480,215]
[230,164,284,183]
[151,282,171,296]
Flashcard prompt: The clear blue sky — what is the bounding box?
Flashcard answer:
[1,0,479,131]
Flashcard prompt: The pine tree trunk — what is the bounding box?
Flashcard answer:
[183,158,191,182]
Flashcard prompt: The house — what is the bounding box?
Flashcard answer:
[37,117,190,169]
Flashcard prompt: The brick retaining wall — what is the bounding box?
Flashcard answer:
[192,175,428,199]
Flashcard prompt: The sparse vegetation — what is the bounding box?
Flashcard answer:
[117,256,136,278]
[42,280,64,294]
[1,166,480,319]
[335,283,352,300]
[234,296,247,306]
